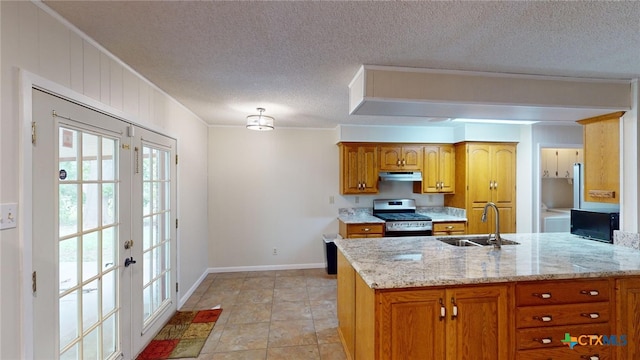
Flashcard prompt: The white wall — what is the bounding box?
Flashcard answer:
[208,127,341,269]
[621,81,640,232]
[0,2,209,358]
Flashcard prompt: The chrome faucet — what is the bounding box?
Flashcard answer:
[481,202,501,249]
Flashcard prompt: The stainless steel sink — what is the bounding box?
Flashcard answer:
[437,235,519,247]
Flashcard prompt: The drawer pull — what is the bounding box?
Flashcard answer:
[533,337,552,344]
[446,226,454,230]
[533,293,552,299]
[580,355,599,360]
[580,290,600,296]
[581,312,600,319]
[533,315,553,322]
[363,228,370,232]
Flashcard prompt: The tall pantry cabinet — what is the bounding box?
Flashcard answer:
[444,142,517,234]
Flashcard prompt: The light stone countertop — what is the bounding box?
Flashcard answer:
[335,232,640,289]
[338,206,466,224]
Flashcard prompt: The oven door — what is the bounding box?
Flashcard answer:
[384,229,433,237]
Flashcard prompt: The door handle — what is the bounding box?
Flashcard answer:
[124,257,137,267]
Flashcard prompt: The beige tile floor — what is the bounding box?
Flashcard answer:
[178,268,347,360]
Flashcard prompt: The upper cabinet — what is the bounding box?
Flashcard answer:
[541,148,583,178]
[379,145,423,171]
[414,145,455,193]
[339,143,378,194]
[578,112,624,204]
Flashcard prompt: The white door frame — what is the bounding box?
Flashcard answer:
[19,69,178,360]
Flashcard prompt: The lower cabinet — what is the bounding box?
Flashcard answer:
[379,285,510,360]
[433,221,466,236]
[338,221,384,238]
[338,251,640,360]
[616,277,640,360]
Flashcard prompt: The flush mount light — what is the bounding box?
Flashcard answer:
[246,107,275,131]
[451,118,539,125]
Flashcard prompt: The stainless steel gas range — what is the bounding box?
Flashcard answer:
[372,199,433,237]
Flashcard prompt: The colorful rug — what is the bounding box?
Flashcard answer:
[136,309,223,360]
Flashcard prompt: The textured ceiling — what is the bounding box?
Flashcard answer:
[43,1,640,128]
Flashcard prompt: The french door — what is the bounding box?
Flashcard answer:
[32,89,177,359]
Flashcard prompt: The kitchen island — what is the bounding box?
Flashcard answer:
[336,233,640,360]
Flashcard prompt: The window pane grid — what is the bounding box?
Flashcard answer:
[141,144,172,324]
[58,126,120,359]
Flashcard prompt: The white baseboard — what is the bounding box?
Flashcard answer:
[208,262,325,273]
[178,270,210,309]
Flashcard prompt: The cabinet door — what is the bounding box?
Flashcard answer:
[540,148,556,178]
[581,115,620,204]
[468,144,493,207]
[360,145,379,193]
[422,146,440,193]
[492,144,516,205]
[401,146,423,170]
[439,145,455,193]
[379,289,446,360]
[469,206,515,235]
[379,146,402,170]
[616,278,640,360]
[446,285,510,360]
[342,145,363,193]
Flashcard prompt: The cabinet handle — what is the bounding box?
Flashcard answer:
[439,298,446,321]
[446,226,454,230]
[494,181,498,189]
[363,228,370,232]
[402,159,406,166]
[533,292,552,299]
[581,312,600,319]
[397,159,401,166]
[533,315,553,322]
[534,337,552,344]
[451,297,458,320]
[580,355,599,360]
[489,181,494,190]
[580,290,599,296]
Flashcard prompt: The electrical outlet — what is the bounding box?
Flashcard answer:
[355,196,360,204]
[0,203,18,230]
[329,196,335,204]
[272,248,278,255]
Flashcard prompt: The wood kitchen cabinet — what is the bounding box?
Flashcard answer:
[432,221,466,236]
[616,277,640,359]
[352,280,511,360]
[445,142,517,235]
[578,112,624,204]
[379,145,422,171]
[338,221,384,238]
[413,144,455,193]
[515,278,614,360]
[339,143,378,194]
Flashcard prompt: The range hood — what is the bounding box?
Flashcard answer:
[379,171,422,182]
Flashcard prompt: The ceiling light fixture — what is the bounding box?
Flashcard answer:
[451,118,539,125]
[246,107,275,131]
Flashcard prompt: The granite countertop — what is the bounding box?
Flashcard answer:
[335,233,640,290]
[338,206,467,223]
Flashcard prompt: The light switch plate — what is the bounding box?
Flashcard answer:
[0,203,18,230]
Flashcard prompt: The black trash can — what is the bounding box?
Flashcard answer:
[322,234,339,275]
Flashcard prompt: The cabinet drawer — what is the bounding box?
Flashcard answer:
[517,345,611,360]
[516,279,610,306]
[516,323,609,350]
[433,222,466,233]
[516,302,610,328]
[346,224,384,236]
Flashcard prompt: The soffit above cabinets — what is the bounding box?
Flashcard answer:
[349,65,632,122]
